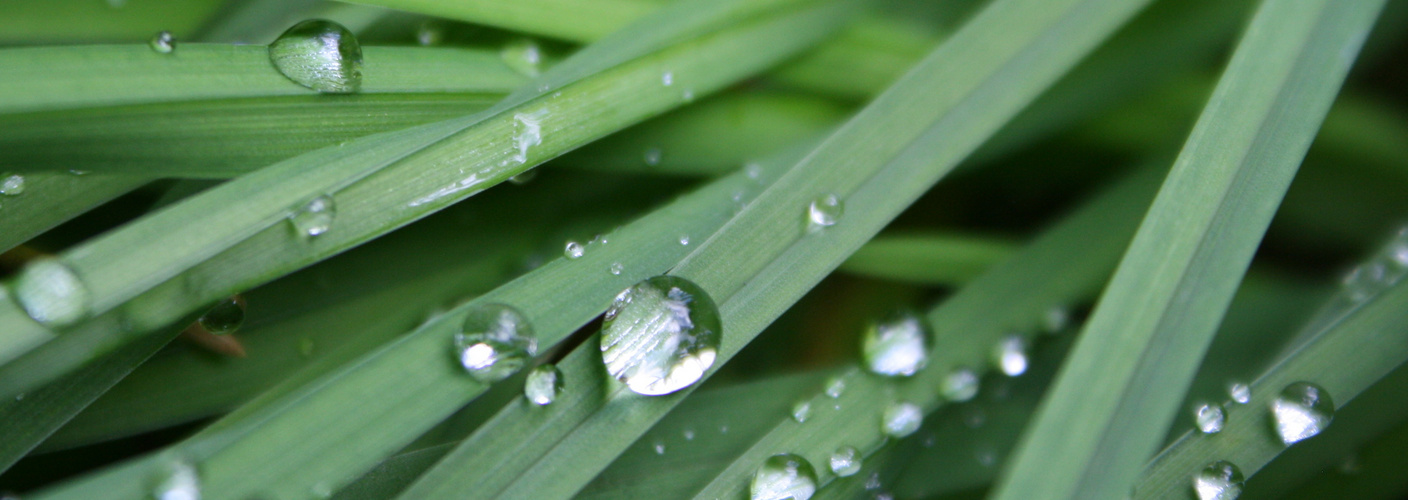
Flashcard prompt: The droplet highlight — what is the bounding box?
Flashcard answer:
[806,194,843,232]
[861,312,931,377]
[751,454,818,500]
[149,31,175,54]
[11,258,91,328]
[152,458,200,500]
[882,401,922,438]
[1193,460,1244,500]
[1270,382,1334,445]
[565,241,585,259]
[524,364,564,405]
[269,19,363,93]
[198,295,246,335]
[454,303,536,382]
[994,335,1029,376]
[600,276,721,396]
[829,446,861,477]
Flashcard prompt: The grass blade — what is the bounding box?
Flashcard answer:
[837,232,1016,286]
[990,2,1386,499]
[0,174,147,253]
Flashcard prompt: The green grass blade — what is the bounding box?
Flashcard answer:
[343,0,658,43]
[837,232,1016,286]
[0,0,225,45]
[990,2,1385,499]
[0,174,147,253]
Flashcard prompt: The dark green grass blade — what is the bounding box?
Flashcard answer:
[837,232,1016,286]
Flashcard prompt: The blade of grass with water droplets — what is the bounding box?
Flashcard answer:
[0,174,148,253]
[991,2,1386,499]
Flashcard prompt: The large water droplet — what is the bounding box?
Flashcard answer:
[149,31,175,54]
[1,174,25,195]
[500,38,543,77]
[829,446,861,477]
[993,335,1029,376]
[198,295,246,335]
[751,453,818,500]
[289,195,335,237]
[882,401,922,438]
[1195,402,1225,434]
[792,401,812,423]
[861,312,931,377]
[12,258,90,328]
[565,241,585,259]
[454,304,536,382]
[152,458,200,500]
[824,377,846,398]
[1228,382,1251,404]
[1193,460,1244,500]
[941,368,980,402]
[269,19,363,93]
[524,364,563,405]
[1270,382,1334,445]
[806,194,843,232]
[600,276,721,396]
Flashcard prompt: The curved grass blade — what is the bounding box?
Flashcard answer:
[990,2,1386,499]
[837,232,1016,286]
[0,174,148,253]
[0,0,849,394]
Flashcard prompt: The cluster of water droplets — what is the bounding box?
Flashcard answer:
[198,295,246,335]
[453,303,537,382]
[751,453,818,500]
[861,312,931,377]
[269,19,363,93]
[599,276,721,396]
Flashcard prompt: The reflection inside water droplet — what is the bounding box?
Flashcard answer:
[600,276,721,396]
[751,454,817,500]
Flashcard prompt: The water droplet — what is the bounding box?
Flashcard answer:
[941,368,980,402]
[268,20,363,93]
[591,234,608,246]
[454,303,536,383]
[1270,382,1334,445]
[198,295,246,335]
[824,377,846,398]
[609,262,624,275]
[565,241,585,259]
[994,335,1029,376]
[1043,305,1070,333]
[1228,382,1251,404]
[644,147,662,166]
[792,401,812,423]
[679,235,690,246]
[720,425,729,434]
[509,170,537,185]
[11,258,90,328]
[1193,460,1244,500]
[745,162,762,180]
[683,428,695,440]
[829,446,861,477]
[152,458,200,500]
[661,71,674,86]
[149,31,175,54]
[600,276,721,396]
[751,454,817,500]
[806,194,843,232]
[289,195,335,237]
[524,364,563,405]
[0,174,25,195]
[415,21,443,46]
[69,169,90,176]
[882,401,922,438]
[511,109,548,164]
[864,472,882,490]
[14,393,24,401]
[682,89,695,102]
[862,312,931,377]
[501,38,542,77]
[1195,402,1225,434]
[654,442,666,455]
[975,444,998,467]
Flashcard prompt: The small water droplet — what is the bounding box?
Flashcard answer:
[644,147,662,166]
[654,442,666,455]
[1228,382,1251,404]
[806,194,843,232]
[149,31,175,54]
[600,276,721,396]
[862,312,931,377]
[511,109,548,164]
[1193,460,1244,500]
[792,401,812,423]
[454,303,536,383]
[661,71,674,86]
[829,446,861,477]
[1043,305,1070,334]
[14,393,23,401]
[11,258,90,328]
[1270,382,1334,445]
[416,21,443,46]
[152,458,200,500]
[590,234,608,246]
[198,295,246,335]
[501,38,543,77]
[824,377,846,398]
[882,401,922,438]
[683,428,695,440]
[289,195,335,237]
[1195,402,1225,434]
[864,472,882,490]
[745,162,762,180]
[69,169,89,176]
[720,425,730,434]
[751,454,817,500]
[608,262,624,275]
[269,19,363,93]
[509,170,538,185]
[941,368,980,402]
[679,235,690,246]
[994,335,1029,376]
[0,174,25,195]
[524,364,563,405]
[975,444,998,467]
[565,241,585,259]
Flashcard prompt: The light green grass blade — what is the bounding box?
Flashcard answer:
[990,2,1385,499]
[0,0,848,394]
[0,174,148,253]
[0,0,225,45]
[837,232,1016,286]
[401,0,1157,496]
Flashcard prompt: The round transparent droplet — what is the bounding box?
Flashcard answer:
[289,195,335,237]
[1228,382,1251,404]
[1193,460,1244,500]
[454,303,537,382]
[862,311,931,377]
[1270,381,1334,445]
[644,147,662,166]
[941,368,980,402]
[609,262,624,275]
[993,335,1029,377]
[751,453,818,500]
[824,376,846,398]
[600,276,721,396]
[415,21,443,46]
[12,258,91,328]
[791,401,812,423]
[198,295,246,335]
[829,446,861,477]
[882,401,922,438]
[565,241,585,259]
[0,174,25,195]
[152,458,200,500]
[269,19,363,93]
[500,38,542,77]
[683,428,695,440]
[654,442,666,455]
[524,364,564,405]
[509,170,538,185]
[149,31,175,54]
[661,71,674,86]
[1195,402,1225,434]
[679,234,690,246]
[806,194,843,232]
